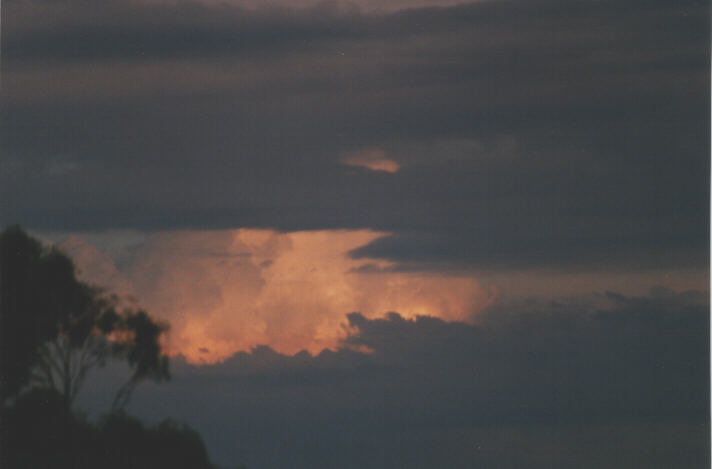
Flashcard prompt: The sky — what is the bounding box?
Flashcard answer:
[1,0,710,467]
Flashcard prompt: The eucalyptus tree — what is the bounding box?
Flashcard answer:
[1,226,169,410]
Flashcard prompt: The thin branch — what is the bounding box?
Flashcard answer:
[70,336,91,394]
[38,343,64,379]
[111,376,140,413]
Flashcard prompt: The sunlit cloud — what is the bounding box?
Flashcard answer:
[342,148,400,173]
[60,229,493,364]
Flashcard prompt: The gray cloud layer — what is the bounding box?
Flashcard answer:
[79,288,709,468]
[1,0,708,269]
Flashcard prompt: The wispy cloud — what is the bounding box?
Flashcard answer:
[342,147,400,173]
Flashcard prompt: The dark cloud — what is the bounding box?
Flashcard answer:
[1,0,708,270]
[4,1,368,62]
[75,287,709,468]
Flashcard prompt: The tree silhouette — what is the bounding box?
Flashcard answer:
[111,310,170,411]
[0,226,169,410]
[0,226,224,469]
[1,388,217,469]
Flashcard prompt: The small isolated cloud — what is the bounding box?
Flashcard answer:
[342,148,400,173]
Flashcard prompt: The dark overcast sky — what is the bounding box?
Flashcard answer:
[79,288,709,468]
[2,0,710,467]
[2,0,709,271]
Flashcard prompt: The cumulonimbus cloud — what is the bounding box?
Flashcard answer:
[60,229,495,363]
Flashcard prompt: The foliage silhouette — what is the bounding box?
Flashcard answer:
[1,387,216,469]
[0,226,80,401]
[0,226,227,468]
[0,226,169,409]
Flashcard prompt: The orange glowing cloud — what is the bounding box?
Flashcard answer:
[61,229,492,364]
[342,148,400,173]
